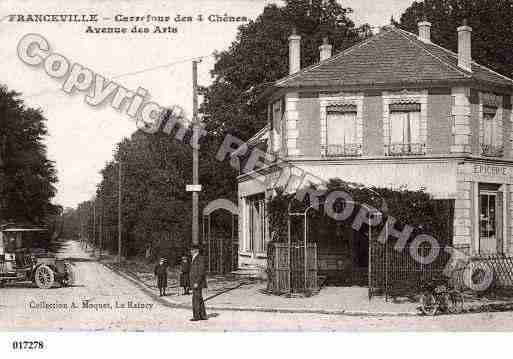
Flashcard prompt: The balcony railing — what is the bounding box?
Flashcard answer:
[322,143,362,157]
[385,143,426,156]
[480,143,504,157]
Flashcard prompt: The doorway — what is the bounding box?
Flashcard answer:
[479,184,503,254]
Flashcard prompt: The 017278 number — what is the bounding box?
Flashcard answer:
[12,341,44,350]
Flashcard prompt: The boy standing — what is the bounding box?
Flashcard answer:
[180,255,191,295]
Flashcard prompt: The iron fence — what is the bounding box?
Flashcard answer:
[369,240,451,299]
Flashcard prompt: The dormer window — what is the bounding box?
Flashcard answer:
[386,103,425,156]
[481,105,503,157]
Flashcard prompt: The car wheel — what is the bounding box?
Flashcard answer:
[61,263,75,287]
[34,265,55,289]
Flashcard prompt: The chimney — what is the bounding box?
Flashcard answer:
[288,27,301,74]
[319,37,332,61]
[457,19,472,72]
[418,20,431,42]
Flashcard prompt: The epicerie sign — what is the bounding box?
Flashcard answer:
[473,164,509,177]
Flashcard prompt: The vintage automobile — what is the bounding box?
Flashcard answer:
[0,224,75,289]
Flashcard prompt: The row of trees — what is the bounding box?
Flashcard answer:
[70,0,513,261]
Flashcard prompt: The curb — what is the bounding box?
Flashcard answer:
[102,262,192,310]
[102,262,419,317]
[102,262,513,317]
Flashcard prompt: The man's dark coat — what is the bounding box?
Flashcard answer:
[189,254,207,289]
[189,254,207,320]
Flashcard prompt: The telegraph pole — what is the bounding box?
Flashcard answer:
[92,199,96,254]
[118,160,122,262]
[99,197,103,258]
[190,59,201,246]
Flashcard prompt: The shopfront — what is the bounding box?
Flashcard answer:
[456,161,513,256]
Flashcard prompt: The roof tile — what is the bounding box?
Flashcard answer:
[275,26,513,89]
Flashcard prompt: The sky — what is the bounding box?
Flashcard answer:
[0,0,414,208]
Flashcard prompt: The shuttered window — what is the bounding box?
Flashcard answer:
[483,106,498,146]
[327,111,357,146]
[389,104,421,145]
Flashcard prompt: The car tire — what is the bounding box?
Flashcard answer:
[34,264,55,289]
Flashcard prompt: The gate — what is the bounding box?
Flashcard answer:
[267,242,317,294]
[208,234,237,274]
[203,199,239,274]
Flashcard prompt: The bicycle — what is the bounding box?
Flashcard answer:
[418,280,464,315]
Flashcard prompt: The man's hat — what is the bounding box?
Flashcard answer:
[190,244,201,250]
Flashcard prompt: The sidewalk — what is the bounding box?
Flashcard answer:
[86,246,513,317]
[98,252,419,316]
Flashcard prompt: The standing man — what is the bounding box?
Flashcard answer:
[189,244,207,321]
[154,257,168,297]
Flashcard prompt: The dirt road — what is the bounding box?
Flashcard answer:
[1,240,512,331]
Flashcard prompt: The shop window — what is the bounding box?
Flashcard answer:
[479,185,503,254]
[323,104,361,157]
[481,106,503,157]
[386,103,425,156]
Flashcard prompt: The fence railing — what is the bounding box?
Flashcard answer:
[369,241,451,298]
[321,143,362,157]
[449,253,513,290]
[480,143,504,157]
[384,142,426,156]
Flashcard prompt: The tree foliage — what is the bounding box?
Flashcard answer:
[0,85,59,224]
[72,0,371,261]
[397,0,513,78]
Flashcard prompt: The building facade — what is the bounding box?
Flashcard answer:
[237,21,513,272]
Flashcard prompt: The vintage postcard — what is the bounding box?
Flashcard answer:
[2,0,513,344]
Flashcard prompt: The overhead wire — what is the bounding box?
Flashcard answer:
[22,53,214,99]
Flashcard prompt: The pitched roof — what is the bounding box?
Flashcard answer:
[274,26,513,89]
